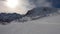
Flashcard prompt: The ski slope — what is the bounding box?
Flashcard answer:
[0,15,60,34]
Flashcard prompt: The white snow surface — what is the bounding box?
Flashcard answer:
[0,15,60,34]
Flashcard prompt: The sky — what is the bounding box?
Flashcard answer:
[0,0,60,14]
[0,0,51,14]
[48,0,60,8]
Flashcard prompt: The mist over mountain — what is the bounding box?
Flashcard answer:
[0,7,59,25]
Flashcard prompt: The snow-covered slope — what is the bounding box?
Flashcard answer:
[0,15,60,34]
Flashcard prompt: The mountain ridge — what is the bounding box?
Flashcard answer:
[0,7,59,25]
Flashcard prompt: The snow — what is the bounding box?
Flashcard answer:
[0,15,60,34]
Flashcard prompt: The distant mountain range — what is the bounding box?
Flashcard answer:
[0,7,59,25]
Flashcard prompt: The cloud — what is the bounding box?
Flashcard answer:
[28,0,52,7]
[0,0,52,15]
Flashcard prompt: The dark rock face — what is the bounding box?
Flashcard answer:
[0,13,23,25]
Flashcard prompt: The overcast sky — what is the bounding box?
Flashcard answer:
[0,0,52,14]
[0,0,60,14]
